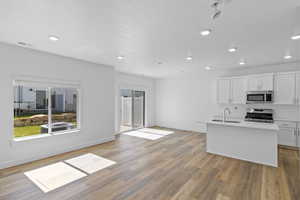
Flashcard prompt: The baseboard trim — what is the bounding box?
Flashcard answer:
[155,121,207,133]
[0,136,115,170]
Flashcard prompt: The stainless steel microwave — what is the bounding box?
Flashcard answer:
[246,91,273,104]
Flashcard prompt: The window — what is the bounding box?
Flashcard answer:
[13,80,80,139]
[50,88,78,133]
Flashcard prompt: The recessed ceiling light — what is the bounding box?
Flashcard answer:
[117,56,124,60]
[239,61,246,65]
[205,66,211,70]
[186,56,193,61]
[284,55,292,59]
[200,29,212,36]
[48,35,60,41]
[291,34,300,40]
[228,47,237,52]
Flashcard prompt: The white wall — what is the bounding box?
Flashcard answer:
[155,73,219,132]
[115,72,156,133]
[0,43,115,169]
[155,62,300,133]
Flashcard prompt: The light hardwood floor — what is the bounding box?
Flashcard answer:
[0,128,299,200]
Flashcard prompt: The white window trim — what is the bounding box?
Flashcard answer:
[12,78,81,142]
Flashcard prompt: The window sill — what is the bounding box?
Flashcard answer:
[12,129,80,143]
[13,134,52,142]
[52,129,80,136]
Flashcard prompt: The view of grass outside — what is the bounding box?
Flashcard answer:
[14,85,78,138]
[14,86,49,138]
[14,118,77,138]
[14,125,40,138]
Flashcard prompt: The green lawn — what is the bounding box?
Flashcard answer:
[14,125,41,138]
[14,113,77,138]
[14,122,77,138]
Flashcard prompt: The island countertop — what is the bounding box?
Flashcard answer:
[207,120,279,131]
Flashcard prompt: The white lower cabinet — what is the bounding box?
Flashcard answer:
[276,121,298,147]
[278,128,297,147]
[297,123,300,148]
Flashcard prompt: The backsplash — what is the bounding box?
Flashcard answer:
[215,104,300,121]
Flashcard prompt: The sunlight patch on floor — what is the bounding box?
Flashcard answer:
[65,153,116,174]
[24,154,116,193]
[140,128,174,136]
[123,128,174,140]
[24,162,86,193]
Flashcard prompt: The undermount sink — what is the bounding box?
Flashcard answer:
[212,119,241,123]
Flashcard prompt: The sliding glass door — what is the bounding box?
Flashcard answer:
[120,89,145,132]
[132,91,145,129]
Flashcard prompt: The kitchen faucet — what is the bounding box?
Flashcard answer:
[223,107,231,122]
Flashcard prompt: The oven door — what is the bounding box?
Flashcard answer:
[245,112,273,122]
[246,93,265,104]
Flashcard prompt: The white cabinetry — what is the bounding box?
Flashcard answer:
[274,72,296,104]
[247,73,273,91]
[217,77,246,104]
[217,78,231,104]
[298,125,300,148]
[231,77,247,104]
[247,76,259,91]
[296,72,300,105]
[276,121,297,147]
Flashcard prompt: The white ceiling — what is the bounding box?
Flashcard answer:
[0,0,299,78]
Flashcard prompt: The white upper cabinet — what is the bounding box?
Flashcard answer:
[217,76,246,104]
[231,77,247,104]
[274,72,296,104]
[247,76,259,91]
[217,78,231,104]
[215,72,300,105]
[247,73,274,91]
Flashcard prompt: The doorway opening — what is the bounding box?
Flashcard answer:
[120,89,145,133]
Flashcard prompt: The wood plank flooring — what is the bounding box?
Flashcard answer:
[0,128,299,200]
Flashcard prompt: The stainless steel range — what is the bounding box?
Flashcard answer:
[244,108,274,123]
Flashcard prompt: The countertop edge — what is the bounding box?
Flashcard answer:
[207,121,279,131]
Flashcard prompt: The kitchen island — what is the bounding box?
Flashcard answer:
[207,120,279,167]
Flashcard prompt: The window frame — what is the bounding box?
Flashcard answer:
[12,78,81,141]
